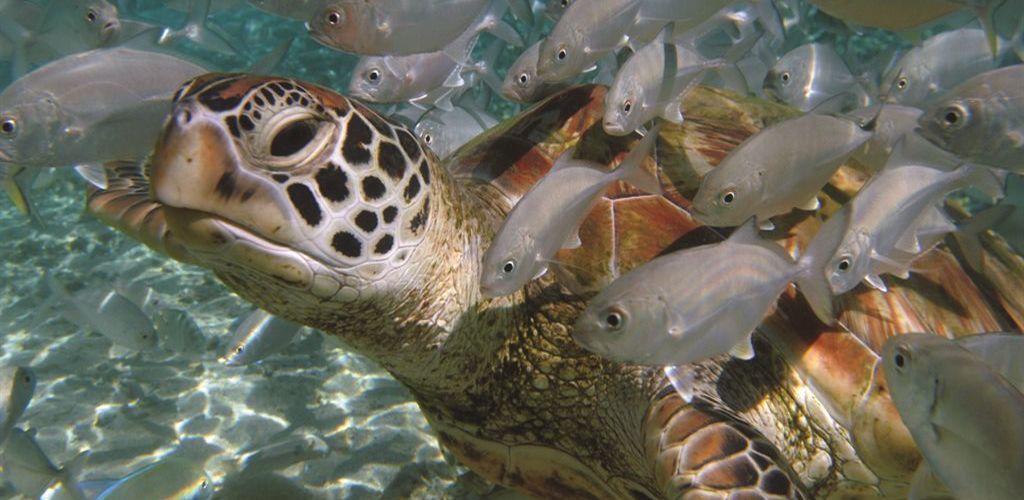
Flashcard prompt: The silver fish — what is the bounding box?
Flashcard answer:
[347,6,517,109]
[48,276,158,350]
[808,155,1000,295]
[308,0,489,56]
[0,0,120,76]
[763,43,870,112]
[691,113,872,229]
[501,40,570,103]
[4,428,86,500]
[957,332,1024,391]
[0,366,35,446]
[95,457,211,500]
[604,33,728,135]
[220,309,302,365]
[883,333,1024,500]
[0,47,208,177]
[880,29,1005,108]
[480,124,663,298]
[413,103,497,159]
[916,64,1024,172]
[535,0,645,83]
[848,104,958,173]
[573,219,833,365]
[153,308,206,354]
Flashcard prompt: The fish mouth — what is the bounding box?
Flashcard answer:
[912,126,944,149]
[101,20,121,42]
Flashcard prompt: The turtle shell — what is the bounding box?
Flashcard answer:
[447,84,1024,489]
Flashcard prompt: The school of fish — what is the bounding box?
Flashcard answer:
[1,0,1024,497]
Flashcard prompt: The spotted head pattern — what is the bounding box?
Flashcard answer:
[153,74,437,296]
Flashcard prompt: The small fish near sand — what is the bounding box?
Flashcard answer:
[47,275,158,351]
[220,308,303,365]
[0,366,35,446]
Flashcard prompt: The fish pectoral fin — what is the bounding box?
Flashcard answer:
[664,365,697,403]
[562,230,583,250]
[864,273,888,292]
[74,164,109,190]
[532,264,549,280]
[728,335,756,360]
[799,196,821,212]
[908,462,948,500]
[757,218,776,231]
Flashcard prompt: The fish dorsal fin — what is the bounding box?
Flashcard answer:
[549,147,577,173]
[613,123,663,194]
[562,230,582,250]
[728,334,756,360]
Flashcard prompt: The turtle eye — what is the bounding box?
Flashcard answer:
[941,104,967,129]
[367,69,381,83]
[326,10,342,25]
[1,118,16,135]
[622,99,632,113]
[556,47,567,61]
[270,118,318,157]
[501,260,516,274]
[603,306,626,331]
[896,77,908,90]
[85,9,97,23]
[780,71,790,83]
[836,256,851,272]
[518,73,529,85]
[720,190,735,205]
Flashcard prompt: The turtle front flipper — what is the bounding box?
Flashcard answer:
[646,383,809,499]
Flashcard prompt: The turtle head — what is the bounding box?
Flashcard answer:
[149,74,447,349]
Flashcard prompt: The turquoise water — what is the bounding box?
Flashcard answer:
[1,0,1023,498]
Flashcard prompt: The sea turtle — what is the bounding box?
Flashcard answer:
[87,74,1024,498]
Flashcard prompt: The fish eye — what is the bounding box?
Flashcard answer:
[501,260,516,274]
[422,133,432,144]
[896,77,908,90]
[720,190,735,205]
[326,10,342,25]
[1,118,16,135]
[560,0,568,7]
[780,72,790,83]
[556,47,567,61]
[22,375,31,383]
[836,256,851,272]
[622,99,632,113]
[893,345,911,371]
[518,73,529,85]
[85,9,97,23]
[603,306,626,331]
[941,105,966,129]
[367,69,381,83]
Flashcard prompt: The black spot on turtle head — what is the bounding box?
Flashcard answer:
[362,108,395,139]
[253,95,265,107]
[287,183,323,227]
[197,79,245,112]
[382,205,397,223]
[418,159,430,185]
[239,115,255,131]
[279,81,295,91]
[215,171,237,199]
[354,210,378,233]
[361,176,386,200]
[269,83,286,96]
[342,114,373,164]
[225,116,241,138]
[374,234,394,255]
[378,141,407,181]
[271,173,289,184]
[396,129,422,163]
[409,197,429,235]
[331,231,361,258]
[402,174,421,202]
[315,163,349,203]
[260,88,276,104]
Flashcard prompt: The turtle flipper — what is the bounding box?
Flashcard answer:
[646,384,808,499]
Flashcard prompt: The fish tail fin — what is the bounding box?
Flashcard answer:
[58,451,89,500]
[1,165,42,225]
[248,36,294,74]
[978,3,1000,58]
[476,0,524,48]
[160,0,242,56]
[954,203,1014,272]
[505,0,534,26]
[962,164,1004,201]
[614,122,663,195]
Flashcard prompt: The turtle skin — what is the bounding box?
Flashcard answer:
[87,75,1024,499]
